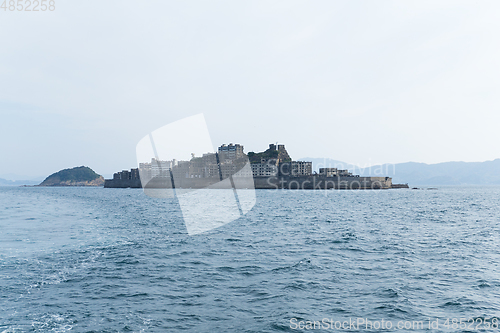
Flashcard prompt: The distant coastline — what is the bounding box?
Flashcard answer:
[302,158,500,186]
[0,178,39,186]
[6,153,498,189]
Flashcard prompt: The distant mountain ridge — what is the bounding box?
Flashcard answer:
[300,158,500,186]
[0,178,39,186]
[39,166,104,186]
[0,173,45,182]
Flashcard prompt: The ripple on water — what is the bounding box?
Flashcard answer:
[1,186,500,332]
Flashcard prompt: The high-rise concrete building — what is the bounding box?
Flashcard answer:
[218,143,244,161]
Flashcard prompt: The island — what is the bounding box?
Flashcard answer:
[105,143,395,190]
[39,166,104,186]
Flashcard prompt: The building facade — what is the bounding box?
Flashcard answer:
[218,143,244,161]
[251,160,278,177]
[279,161,312,176]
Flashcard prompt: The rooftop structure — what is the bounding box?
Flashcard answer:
[319,168,352,177]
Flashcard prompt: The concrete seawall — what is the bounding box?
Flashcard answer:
[104,179,142,188]
[104,176,392,190]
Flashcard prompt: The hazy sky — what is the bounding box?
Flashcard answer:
[1,0,500,178]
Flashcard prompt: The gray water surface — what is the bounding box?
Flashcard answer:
[1,186,499,332]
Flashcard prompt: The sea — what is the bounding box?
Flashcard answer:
[0,186,499,332]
